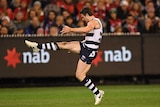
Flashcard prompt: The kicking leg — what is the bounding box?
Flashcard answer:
[56,41,80,53]
[25,40,80,53]
[75,59,104,105]
[25,40,40,52]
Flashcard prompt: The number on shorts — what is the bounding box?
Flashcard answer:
[89,51,96,57]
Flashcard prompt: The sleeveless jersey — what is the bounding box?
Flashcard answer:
[84,18,103,49]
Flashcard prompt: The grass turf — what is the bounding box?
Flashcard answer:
[0,85,160,107]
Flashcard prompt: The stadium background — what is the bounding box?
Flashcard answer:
[0,33,160,87]
[0,0,160,87]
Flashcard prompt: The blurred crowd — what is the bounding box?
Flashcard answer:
[0,0,160,36]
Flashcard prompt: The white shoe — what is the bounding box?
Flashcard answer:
[94,90,104,105]
[25,40,40,52]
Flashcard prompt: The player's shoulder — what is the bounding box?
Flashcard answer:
[93,18,101,21]
[89,18,99,24]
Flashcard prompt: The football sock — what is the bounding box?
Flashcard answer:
[37,42,59,51]
[81,77,100,97]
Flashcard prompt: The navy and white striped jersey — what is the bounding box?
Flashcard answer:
[84,18,103,50]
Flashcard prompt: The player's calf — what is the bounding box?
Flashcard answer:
[39,42,59,51]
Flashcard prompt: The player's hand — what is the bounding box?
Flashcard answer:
[61,25,71,34]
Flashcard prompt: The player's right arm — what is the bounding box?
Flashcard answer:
[61,20,97,34]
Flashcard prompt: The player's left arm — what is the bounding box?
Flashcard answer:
[61,20,98,34]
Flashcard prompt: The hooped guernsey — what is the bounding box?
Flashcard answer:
[80,18,103,64]
[84,18,103,50]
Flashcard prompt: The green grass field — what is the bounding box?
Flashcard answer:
[0,85,160,107]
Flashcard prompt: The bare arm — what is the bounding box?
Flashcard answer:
[61,20,99,34]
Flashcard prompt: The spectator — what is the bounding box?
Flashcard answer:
[77,1,93,20]
[142,0,160,17]
[1,16,15,34]
[62,9,71,20]
[43,2,60,17]
[0,26,8,35]
[141,18,154,33]
[111,0,121,8]
[76,0,89,14]
[36,27,44,36]
[57,0,77,17]
[126,0,134,9]
[26,9,38,24]
[142,0,155,16]
[0,0,158,35]
[1,16,10,27]
[77,19,85,27]
[155,18,160,33]
[43,10,56,35]
[129,1,144,20]
[49,26,59,36]
[13,11,27,32]
[10,0,21,11]
[145,7,159,27]
[25,16,41,34]
[93,0,106,20]
[117,0,129,22]
[0,11,6,19]
[51,0,62,4]
[76,19,86,36]
[31,1,44,22]
[104,0,114,11]
[84,1,93,9]
[14,25,25,35]
[0,0,14,20]
[62,9,77,25]
[53,15,65,34]
[106,8,122,32]
[156,1,160,17]
[114,26,123,34]
[99,0,118,19]
[122,14,140,33]
[104,0,121,13]
[65,16,76,27]
[14,0,29,21]
[31,0,50,9]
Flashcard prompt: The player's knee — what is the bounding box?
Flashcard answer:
[75,72,85,81]
[60,42,67,46]
[75,72,80,79]
[58,42,68,49]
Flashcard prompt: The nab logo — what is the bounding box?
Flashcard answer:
[92,46,132,67]
[104,46,132,62]
[23,50,50,63]
[4,48,50,68]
